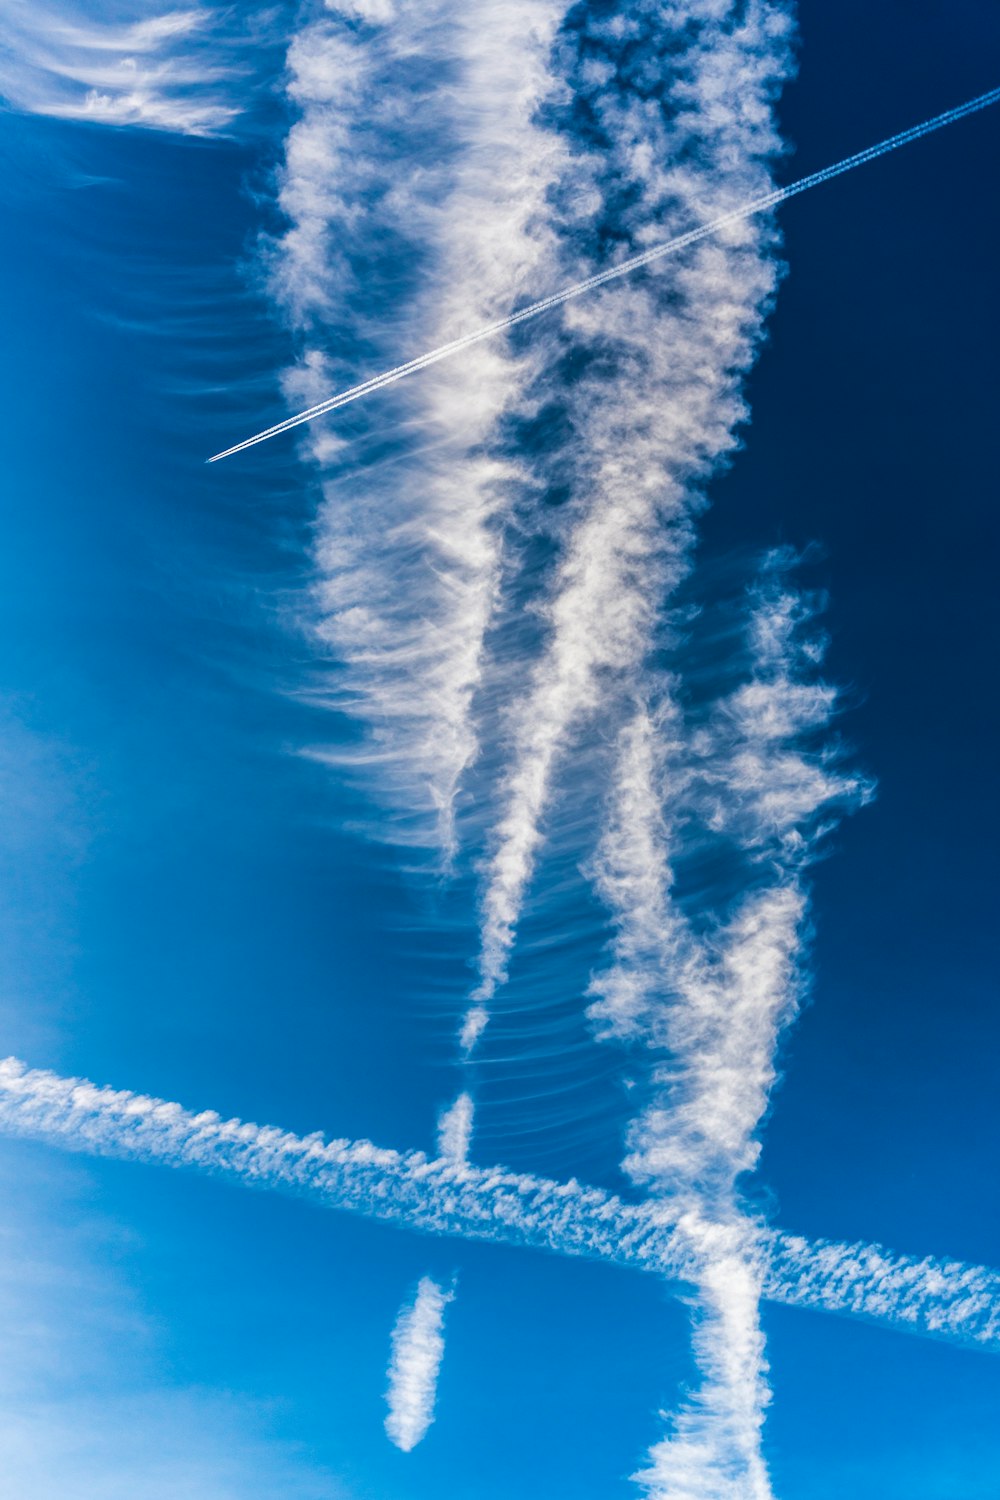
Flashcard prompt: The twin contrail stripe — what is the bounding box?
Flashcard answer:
[1,1056,997,1352]
[208,84,1000,463]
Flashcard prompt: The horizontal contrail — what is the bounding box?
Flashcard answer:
[208,84,1000,463]
[1,1056,997,1352]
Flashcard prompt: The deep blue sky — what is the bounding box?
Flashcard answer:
[0,1,998,1495]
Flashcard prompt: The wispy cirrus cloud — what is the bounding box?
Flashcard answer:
[462,0,796,1045]
[259,13,805,1486]
[211,85,1000,462]
[585,562,871,1497]
[384,1275,454,1451]
[264,0,570,853]
[615,571,871,1198]
[635,1226,772,1500]
[0,1,255,136]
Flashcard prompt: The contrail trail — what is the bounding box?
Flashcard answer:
[2,1055,998,1353]
[209,84,1000,463]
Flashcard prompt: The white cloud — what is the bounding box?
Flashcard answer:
[701,566,873,858]
[635,1224,772,1500]
[265,0,571,853]
[622,882,806,1195]
[0,1,255,135]
[466,0,796,1031]
[585,565,871,1496]
[1,1056,997,1353]
[585,699,691,1043]
[384,1276,453,1452]
[436,1091,473,1164]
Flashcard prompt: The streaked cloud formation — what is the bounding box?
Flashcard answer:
[210,85,1000,459]
[0,1,248,134]
[264,0,570,852]
[585,563,869,1499]
[634,1230,772,1500]
[466,0,795,1035]
[436,1092,474,1165]
[385,1276,454,1451]
[3,0,995,1490]
[1,1056,997,1354]
[441,4,797,1486]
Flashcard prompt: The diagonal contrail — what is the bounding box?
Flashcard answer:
[208,84,1000,463]
[1,1056,998,1354]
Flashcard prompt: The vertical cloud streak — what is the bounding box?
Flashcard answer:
[454,6,804,1476]
[636,1227,772,1500]
[385,1275,454,1451]
[266,0,571,852]
[466,0,795,1024]
[589,564,871,1496]
[436,1092,474,1165]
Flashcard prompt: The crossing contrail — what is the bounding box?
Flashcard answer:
[208,84,1000,463]
[1,1055,999,1353]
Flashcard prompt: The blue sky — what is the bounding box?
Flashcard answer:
[0,2,998,1496]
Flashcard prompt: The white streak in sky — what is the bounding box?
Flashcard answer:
[264,0,569,849]
[210,83,1000,460]
[586,700,688,1045]
[464,0,796,1029]
[0,1,249,136]
[1,1056,997,1354]
[635,1226,772,1500]
[587,567,871,1498]
[385,1276,454,1451]
[436,1092,474,1165]
[594,711,792,1496]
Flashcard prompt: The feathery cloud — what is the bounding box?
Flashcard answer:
[212,84,1000,460]
[636,1228,772,1500]
[0,1,253,136]
[262,0,570,852]
[465,0,795,1036]
[586,563,870,1495]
